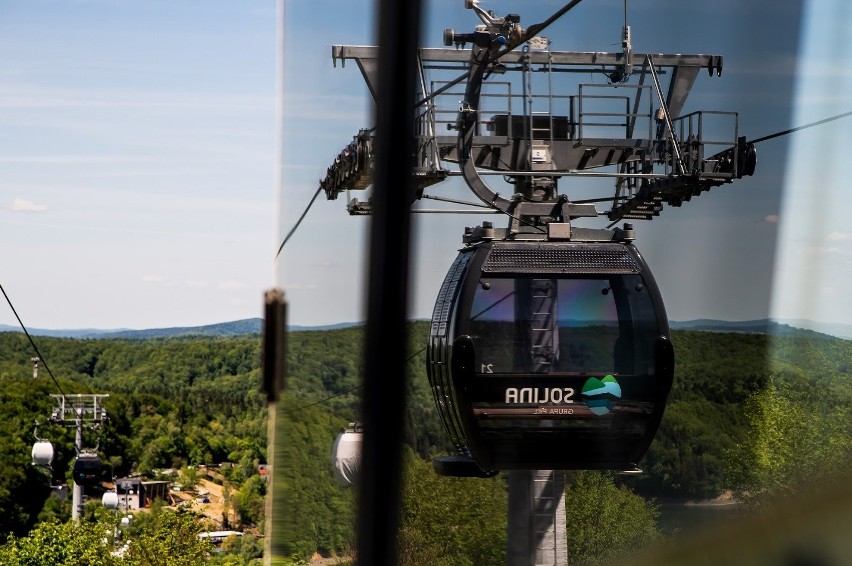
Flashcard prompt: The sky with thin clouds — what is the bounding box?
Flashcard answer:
[771,0,852,329]
[1,0,850,331]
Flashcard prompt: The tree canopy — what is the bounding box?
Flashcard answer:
[0,324,850,563]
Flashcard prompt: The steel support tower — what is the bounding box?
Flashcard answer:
[49,393,109,522]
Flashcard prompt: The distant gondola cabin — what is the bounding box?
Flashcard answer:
[72,453,102,486]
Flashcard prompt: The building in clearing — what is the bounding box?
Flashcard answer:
[199,531,244,545]
[114,478,170,510]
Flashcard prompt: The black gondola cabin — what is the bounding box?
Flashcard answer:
[427,232,674,476]
[73,452,102,486]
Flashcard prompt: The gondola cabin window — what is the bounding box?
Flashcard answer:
[466,274,659,376]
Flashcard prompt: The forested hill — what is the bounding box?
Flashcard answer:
[0,323,850,552]
[668,319,852,339]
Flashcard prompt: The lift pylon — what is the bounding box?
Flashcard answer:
[49,393,109,522]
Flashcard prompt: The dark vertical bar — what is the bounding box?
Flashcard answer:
[261,287,287,561]
[262,288,287,403]
[356,0,422,563]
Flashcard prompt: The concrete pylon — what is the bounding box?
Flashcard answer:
[506,469,568,566]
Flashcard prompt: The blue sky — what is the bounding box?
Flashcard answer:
[1,0,850,330]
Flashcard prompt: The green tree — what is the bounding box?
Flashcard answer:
[726,378,852,505]
[0,516,120,566]
[398,448,507,566]
[235,474,266,528]
[180,465,199,491]
[207,532,265,565]
[0,377,68,541]
[564,471,663,566]
[0,505,212,565]
[121,508,213,566]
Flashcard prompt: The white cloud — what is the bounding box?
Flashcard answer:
[11,198,47,212]
[826,231,852,242]
[825,246,852,259]
[142,275,165,283]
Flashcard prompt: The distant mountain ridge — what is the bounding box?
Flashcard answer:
[0,319,361,339]
[669,319,852,340]
[1,318,849,340]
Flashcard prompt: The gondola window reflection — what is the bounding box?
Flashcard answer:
[467,274,660,376]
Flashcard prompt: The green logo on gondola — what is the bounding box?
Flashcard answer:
[581,374,622,416]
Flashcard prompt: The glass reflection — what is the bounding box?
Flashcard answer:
[468,275,658,375]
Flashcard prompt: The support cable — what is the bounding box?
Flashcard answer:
[0,283,69,401]
[274,186,323,260]
[749,110,852,144]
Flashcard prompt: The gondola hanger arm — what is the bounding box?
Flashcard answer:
[421,0,585,107]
